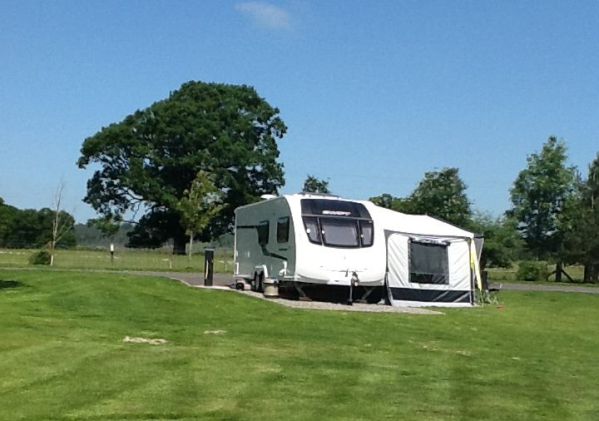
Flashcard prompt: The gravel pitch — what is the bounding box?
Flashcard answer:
[182,284,442,315]
[150,272,440,314]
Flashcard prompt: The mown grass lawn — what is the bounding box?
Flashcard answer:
[1,270,598,420]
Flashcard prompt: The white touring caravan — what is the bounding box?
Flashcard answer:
[233,193,482,306]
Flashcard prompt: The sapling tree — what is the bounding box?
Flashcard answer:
[177,171,224,262]
[48,183,75,266]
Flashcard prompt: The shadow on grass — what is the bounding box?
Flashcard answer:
[0,279,25,290]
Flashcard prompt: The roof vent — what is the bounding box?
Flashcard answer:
[298,191,340,198]
[260,194,277,200]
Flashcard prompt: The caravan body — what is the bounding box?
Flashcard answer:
[234,194,481,306]
[234,194,387,288]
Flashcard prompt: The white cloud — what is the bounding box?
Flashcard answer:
[235,2,291,30]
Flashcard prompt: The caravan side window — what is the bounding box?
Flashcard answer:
[409,240,449,284]
[359,220,374,247]
[257,220,269,246]
[303,216,321,244]
[277,217,290,243]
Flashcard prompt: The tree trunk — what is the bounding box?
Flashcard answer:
[480,255,487,272]
[555,262,563,282]
[593,264,599,283]
[49,240,55,267]
[583,264,592,283]
[187,232,194,263]
[172,232,188,255]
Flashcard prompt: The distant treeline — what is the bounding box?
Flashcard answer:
[74,223,134,248]
[0,197,234,250]
[0,197,76,249]
[369,137,599,282]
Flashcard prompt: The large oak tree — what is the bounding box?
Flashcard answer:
[78,81,287,253]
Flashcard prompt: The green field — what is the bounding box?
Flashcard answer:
[0,248,234,273]
[1,269,598,420]
[487,265,596,285]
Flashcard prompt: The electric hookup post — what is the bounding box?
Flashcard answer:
[204,248,214,286]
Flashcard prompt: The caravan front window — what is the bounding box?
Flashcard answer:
[303,216,321,244]
[321,218,359,247]
[300,199,373,248]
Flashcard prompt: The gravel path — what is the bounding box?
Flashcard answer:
[131,271,233,287]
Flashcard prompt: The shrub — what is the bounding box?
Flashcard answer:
[29,250,51,265]
[517,261,549,282]
[475,289,500,306]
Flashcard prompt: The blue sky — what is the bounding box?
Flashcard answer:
[1,1,598,222]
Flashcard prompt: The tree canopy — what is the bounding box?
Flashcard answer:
[78,81,287,253]
[177,171,224,259]
[468,213,522,269]
[408,168,471,227]
[562,153,599,281]
[369,193,414,214]
[509,137,577,260]
[0,199,75,249]
[302,175,330,194]
[370,168,471,227]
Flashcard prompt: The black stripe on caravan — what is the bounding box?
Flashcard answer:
[237,225,258,229]
[389,288,471,303]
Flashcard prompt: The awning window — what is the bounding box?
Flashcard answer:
[409,240,449,284]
